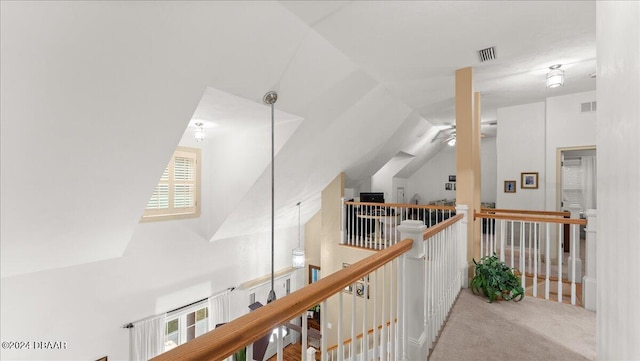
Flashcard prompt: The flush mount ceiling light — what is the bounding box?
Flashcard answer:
[546,64,565,88]
[194,122,205,142]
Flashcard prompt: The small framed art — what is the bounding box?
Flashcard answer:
[521,172,539,189]
[504,180,516,193]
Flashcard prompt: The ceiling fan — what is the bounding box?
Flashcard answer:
[431,121,497,145]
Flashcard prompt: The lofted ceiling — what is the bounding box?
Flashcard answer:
[0,1,596,277]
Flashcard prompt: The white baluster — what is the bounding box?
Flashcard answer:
[247,344,253,361]
[520,221,525,289]
[558,223,563,303]
[381,264,387,361]
[545,223,550,300]
[500,219,506,262]
[390,260,396,360]
[363,273,368,361]
[570,223,577,305]
[582,209,597,311]
[351,282,356,359]
[567,204,583,283]
[321,300,328,361]
[510,221,515,269]
[338,292,343,361]
[533,223,538,298]
[372,270,378,361]
[399,255,407,361]
[302,314,308,361]
[276,325,283,361]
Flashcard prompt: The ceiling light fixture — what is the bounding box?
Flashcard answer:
[263,90,278,305]
[194,122,205,142]
[292,201,305,269]
[546,64,565,88]
[448,137,456,147]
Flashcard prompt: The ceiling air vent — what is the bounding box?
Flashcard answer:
[581,101,597,112]
[478,47,496,62]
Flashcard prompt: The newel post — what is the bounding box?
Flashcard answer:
[397,220,428,360]
[456,205,469,288]
[568,204,583,282]
[583,209,597,311]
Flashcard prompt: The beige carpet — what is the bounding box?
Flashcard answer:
[429,289,595,361]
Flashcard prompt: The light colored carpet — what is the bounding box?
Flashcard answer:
[429,289,595,361]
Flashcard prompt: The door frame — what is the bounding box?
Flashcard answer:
[556,145,596,211]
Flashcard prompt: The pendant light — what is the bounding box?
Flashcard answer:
[264,90,278,304]
[292,201,305,268]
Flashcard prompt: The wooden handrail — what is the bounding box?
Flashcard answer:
[475,211,587,225]
[152,239,413,361]
[423,213,464,240]
[480,208,570,217]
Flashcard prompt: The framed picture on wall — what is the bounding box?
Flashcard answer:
[309,265,320,284]
[521,172,539,189]
[449,175,456,182]
[504,180,516,193]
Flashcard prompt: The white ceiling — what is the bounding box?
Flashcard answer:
[0,1,596,276]
[280,1,596,126]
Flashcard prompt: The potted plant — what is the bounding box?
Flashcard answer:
[470,254,524,302]
[234,347,246,361]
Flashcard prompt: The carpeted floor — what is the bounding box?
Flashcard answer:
[429,289,595,361]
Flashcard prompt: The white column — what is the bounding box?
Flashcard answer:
[582,209,597,311]
[567,204,583,282]
[397,220,427,361]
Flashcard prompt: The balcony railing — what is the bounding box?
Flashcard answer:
[152,239,413,361]
[475,208,593,307]
[342,200,456,250]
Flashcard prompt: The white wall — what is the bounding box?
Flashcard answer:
[392,177,409,203]
[545,91,597,211]
[407,137,497,205]
[596,1,640,359]
[481,137,498,203]
[496,102,547,210]
[371,153,414,202]
[408,146,457,203]
[495,92,597,212]
[0,128,301,361]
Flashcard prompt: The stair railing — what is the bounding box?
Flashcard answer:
[475,209,589,306]
[151,239,413,361]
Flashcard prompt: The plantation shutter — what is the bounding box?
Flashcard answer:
[142,147,200,221]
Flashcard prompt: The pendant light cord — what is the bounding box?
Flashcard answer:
[270,101,275,296]
[297,202,301,248]
[263,90,277,304]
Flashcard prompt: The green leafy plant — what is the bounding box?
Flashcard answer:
[234,347,246,361]
[470,254,524,303]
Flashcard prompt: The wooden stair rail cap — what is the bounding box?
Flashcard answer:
[152,238,413,361]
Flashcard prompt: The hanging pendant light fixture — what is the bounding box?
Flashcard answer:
[546,64,565,88]
[264,90,278,304]
[292,201,305,269]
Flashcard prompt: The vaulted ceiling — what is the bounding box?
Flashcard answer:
[0,1,595,277]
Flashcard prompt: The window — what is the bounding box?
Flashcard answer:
[164,303,209,352]
[142,146,201,222]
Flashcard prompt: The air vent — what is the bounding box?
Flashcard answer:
[581,101,597,112]
[478,47,496,62]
